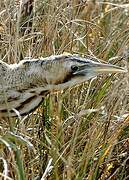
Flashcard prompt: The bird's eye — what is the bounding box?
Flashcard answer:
[71,65,79,72]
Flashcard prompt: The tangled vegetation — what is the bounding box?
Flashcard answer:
[0,0,129,179]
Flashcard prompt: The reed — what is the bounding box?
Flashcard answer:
[0,0,129,179]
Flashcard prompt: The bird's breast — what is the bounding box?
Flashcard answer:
[0,88,48,117]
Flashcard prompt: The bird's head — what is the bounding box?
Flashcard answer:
[34,54,127,90]
[21,54,127,91]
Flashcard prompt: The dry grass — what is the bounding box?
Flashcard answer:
[0,0,129,179]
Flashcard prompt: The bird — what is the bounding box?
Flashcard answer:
[0,54,127,117]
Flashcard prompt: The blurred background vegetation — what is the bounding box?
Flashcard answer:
[0,0,129,179]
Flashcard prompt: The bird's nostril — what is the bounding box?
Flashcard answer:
[71,65,79,72]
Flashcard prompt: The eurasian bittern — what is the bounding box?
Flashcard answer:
[0,54,127,117]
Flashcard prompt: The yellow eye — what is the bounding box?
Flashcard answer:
[71,65,79,72]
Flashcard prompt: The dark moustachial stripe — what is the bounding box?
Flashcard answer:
[63,74,72,83]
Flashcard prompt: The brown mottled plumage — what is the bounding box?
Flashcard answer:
[0,54,127,117]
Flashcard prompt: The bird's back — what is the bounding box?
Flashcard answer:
[0,59,48,117]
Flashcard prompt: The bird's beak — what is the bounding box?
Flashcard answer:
[74,61,127,77]
[89,61,127,73]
